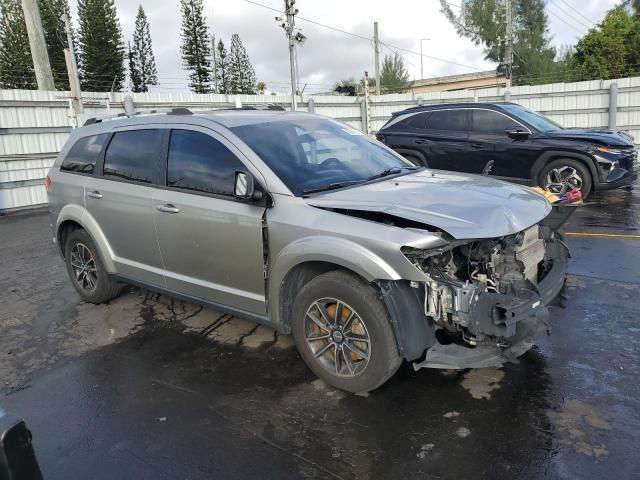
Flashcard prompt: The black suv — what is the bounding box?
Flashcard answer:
[376,102,637,197]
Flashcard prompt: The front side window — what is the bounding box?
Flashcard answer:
[231,118,416,196]
[103,129,163,184]
[471,110,520,134]
[60,133,108,174]
[501,104,562,132]
[167,130,245,196]
[425,110,467,132]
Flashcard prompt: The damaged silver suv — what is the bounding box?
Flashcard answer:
[47,109,569,393]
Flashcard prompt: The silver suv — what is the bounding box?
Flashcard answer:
[47,109,569,393]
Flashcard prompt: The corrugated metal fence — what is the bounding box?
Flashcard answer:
[2,75,640,212]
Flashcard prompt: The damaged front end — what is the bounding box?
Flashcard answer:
[382,222,569,370]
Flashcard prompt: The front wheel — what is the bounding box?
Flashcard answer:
[292,271,401,393]
[539,158,592,198]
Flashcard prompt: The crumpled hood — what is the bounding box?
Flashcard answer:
[537,128,635,147]
[305,170,552,240]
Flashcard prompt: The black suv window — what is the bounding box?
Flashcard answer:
[167,130,245,196]
[103,129,163,184]
[60,134,108,174]
[403,112,431,129]
[471,109,520,134]
[425,109,467,131]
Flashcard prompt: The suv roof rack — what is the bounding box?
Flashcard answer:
[82,107,193,126]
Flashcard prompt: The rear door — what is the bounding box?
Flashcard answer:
[468,109,535,178]
[86,127,166,286]
[153,127,267,315]
[418,109,471,171]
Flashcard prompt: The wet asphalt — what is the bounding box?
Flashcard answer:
[1,185,639,480]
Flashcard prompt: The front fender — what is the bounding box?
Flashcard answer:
[268,236,403,324]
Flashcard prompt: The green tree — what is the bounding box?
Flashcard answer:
[40,0,73,90]
[129,5,157,92]
[77,0,125,92]
[256,81,266,94]
[180,0,211,93]
[569,6,640,81]
[215,38,230,93]
[333,78,357,96]
[0,0,36,89]
[228,33,256,94]
[440,0,557,85]
[380,53,409,93]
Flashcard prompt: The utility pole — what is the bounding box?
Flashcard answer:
[284,0,298,110]
[505,0,513,89]
[420,38,430,80]
[373,22,380,96]
[211,34,218,93]
[61,13,83,124]
[364,71,371,135]
[21,0,55,90]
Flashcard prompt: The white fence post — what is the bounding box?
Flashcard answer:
[609,82,618,130]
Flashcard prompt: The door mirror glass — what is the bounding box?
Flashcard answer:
[234,171,263,201]
[505,128,530,140]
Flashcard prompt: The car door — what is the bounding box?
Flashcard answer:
[417,109,471,171]
[153,127,267,315]
[468,109,535,178]
[85,127,166,286]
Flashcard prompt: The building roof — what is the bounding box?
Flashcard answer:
[410,70,505,88]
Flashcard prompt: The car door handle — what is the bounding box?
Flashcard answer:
[471,143,485,149]
[156,204,180,214]
[414,139,431,145]
[87,191,103,199]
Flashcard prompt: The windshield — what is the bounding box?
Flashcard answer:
[231,117,416,196]
[501,104,562,132]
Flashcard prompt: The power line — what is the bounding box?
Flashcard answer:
[556,0,597,26]
[244,0,486,73]
[548,0,593,31]
[546,5,584,38]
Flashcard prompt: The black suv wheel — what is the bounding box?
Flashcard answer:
[64,229,122,304]
[539,158,592,198]
[292,270,401,393]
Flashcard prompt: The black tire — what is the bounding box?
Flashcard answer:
[539,158,592,198]
[64,229,122,304]
[292,270,401,393]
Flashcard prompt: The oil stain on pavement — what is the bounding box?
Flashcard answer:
[1,186,640,479]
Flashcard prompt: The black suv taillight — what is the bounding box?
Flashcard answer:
[375,133,385,142]
[44,175,52,192]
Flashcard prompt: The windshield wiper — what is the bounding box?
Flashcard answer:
[365,166,417,183]
[302,180,363,196]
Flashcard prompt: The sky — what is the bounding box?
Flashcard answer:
[69,0,619,94]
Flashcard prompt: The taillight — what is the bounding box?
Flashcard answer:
[44,175,52,192]
[375,133,385,142]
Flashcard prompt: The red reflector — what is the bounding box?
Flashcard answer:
[44,175,52,192]
[565,189,582,202]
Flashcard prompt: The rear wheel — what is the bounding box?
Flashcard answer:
[64,229,122,304]
[402,153,428,167]
[292,271,401,393]
[539,158,592,198]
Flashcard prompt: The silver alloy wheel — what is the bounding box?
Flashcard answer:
[70,242,98,292]
[304,298,371,377]
[545,165,583,194]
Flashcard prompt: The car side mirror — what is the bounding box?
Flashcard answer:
[505,128,530,140]
[234,172,263,202]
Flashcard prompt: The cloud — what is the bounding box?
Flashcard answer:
[67,0,618,93]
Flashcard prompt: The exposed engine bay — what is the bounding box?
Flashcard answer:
[401,223,568,350]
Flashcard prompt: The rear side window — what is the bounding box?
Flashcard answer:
[167,130,245,196]
[60,134,108,174]
[471,110,520,134]
[403,112,431,129]
[425,110,467,132]
[103,129,163,184]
